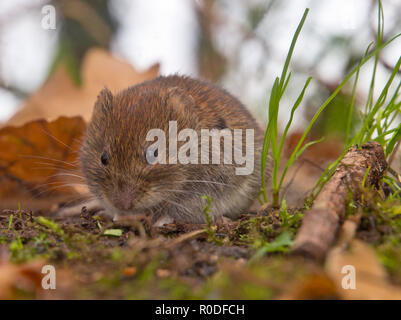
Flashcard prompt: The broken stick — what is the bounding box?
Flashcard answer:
[292,141,387,262]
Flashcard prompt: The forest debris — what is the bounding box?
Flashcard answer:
[292,141,387,262]
[103,229,123,237]
[283,215,401,300]
[156,269,171,278]
[0,116,86,202]
[324,213,401,299]
[0,258,45,299]
[326,239,401,299]
[165,229,207,249]
[334,214,361,248]
[285,133,342,165]
[0,256,75,299]
[157,222,205,235]
[279,273,339,300]
[123,267,137,277]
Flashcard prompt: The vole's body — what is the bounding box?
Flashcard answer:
[81,75,270,224]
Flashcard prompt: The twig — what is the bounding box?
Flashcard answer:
[165,229,207,249]
[388,139,401,167]
[292,141,387,262]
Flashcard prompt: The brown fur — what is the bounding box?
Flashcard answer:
[80,75,271,224]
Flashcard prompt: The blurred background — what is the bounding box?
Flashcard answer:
[0,0,400,141]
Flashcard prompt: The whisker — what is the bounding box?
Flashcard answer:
[31,163,80,173]
[21,155,78,167]
[180,179,234,187]
[33,183,88,197]
[31,166,67,172]
[155,189,204,196]
[154,180,234,188]
[59,195,97,208]
[50,172,85,180]
[162,198,192,215]
[39,128,74,151]
[32,181,87,190]
[154,184,253,201]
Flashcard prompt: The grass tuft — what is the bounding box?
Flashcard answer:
[261,1,401,206]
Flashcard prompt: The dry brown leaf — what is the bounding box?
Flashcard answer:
[6,48,160,126]
[279,273,339,300]
[283,218,401,300]
[0,116,87,205]
[285,132,342,165]
[326,239,401,299]
[123,267,137,277]
[156,269,171,278]
[0,258,45,299]
[0,255,74,299]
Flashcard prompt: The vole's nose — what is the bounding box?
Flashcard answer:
[113,188,134,211]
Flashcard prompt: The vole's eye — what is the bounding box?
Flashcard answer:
[145,147,158,165]
[101,151,109,166]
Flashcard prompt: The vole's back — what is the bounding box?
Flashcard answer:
[125,75,263,133]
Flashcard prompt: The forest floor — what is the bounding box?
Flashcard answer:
[1,157,401,300]
[0,203,313,299]
[0,118,401,299]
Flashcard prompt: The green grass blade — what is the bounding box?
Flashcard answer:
[278,9,309,90]
[278,76,312,159]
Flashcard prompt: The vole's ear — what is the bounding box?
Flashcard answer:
[165,87,196,118]
[93,87,113,118]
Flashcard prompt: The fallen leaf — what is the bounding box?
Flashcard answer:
[0,116,86,205]
[279,273,339,300]
[123,267,137,277]
[0,258,44,299]
[285,132,342,165]
[156,269,171,278]
[6,48,160,127]
[103,229,123,237]
[326,239,401,299]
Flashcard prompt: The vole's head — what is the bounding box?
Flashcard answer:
[80,86,198,217]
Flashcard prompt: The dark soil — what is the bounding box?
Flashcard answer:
[0,204,311,299]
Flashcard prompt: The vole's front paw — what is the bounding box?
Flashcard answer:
[53,199,105,218]
[153,214,175,227]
